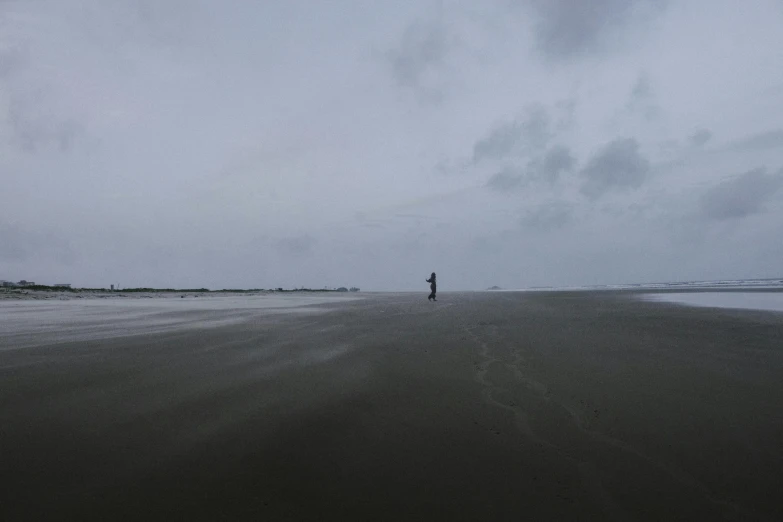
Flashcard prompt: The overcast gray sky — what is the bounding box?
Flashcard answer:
[2,0,782,290]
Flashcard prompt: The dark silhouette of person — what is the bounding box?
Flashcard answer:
[426,272,437,301]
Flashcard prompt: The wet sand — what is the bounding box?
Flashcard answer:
[2,291,782,521]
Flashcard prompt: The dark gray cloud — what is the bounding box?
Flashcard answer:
[688,128,713,148]
[626,73,660,120]
[726,129,783,152]
[472,106,551,163]
[630,73,652,101]
[580,138,650,199]
[7,97,83,152]
[524,0,666,59]
[538,145,575,182]
[700,167,783,220]
[520,201,574,230]
[386,22,451,100]
[473,122,524,163]
[485,145,574,192]
[486,166,525,191]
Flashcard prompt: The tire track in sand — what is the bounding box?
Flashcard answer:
[462,321,768,522]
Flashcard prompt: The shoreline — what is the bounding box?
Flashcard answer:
[0,288,364,301]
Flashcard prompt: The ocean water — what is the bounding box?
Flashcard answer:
[500,278,783,313]
[505,278,783,292]
[644,292,783,313]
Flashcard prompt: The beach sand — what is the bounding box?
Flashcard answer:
[2,291,782,521]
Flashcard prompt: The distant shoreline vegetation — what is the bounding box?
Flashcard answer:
[4,285,359,293]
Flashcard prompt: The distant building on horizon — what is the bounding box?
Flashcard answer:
[2,280,37,288]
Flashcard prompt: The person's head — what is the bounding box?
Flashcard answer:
[431,272,436,278]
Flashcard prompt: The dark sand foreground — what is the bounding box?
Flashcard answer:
[2,292,782,521]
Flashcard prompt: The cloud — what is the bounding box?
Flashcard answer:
[0,225,32,263]
[699,167,783,220]
[0,222,75,264]
[472,106,551,163]
[7,98,83,152]
[485,145,575,192]
[537,145,575,183]
[523,0,666,60]
[486,166,525,191]
[520,201,574,230]
[626,73,659,119]
[630,73,652,101]
[386,22,452,100]
[0,37,82,152]
[276,235,317,257]
[725,129,783,152]
[2,1,782,290]
[0,45,24,79]
[580,138,650,199]
[688,128,712,148]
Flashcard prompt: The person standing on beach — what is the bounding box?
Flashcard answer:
[426,272,437,301]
